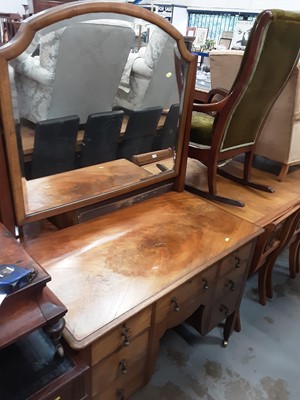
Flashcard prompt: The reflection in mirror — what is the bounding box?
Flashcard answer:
[1,4,195,224]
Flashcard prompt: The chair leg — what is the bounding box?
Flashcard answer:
[218,152,274,193]
[185,184,245,207]
[289,234,300,278]
[234,311,241,332]
[218,167,275,193]
[258,263,270,305]
[265,256,279,299]
[278,164,289,181]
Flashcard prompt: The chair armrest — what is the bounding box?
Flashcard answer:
[11,56,53,86]
[193,96,228,113]
[207,87,229,103]
[131,57,153,78]
[194,89,209,103]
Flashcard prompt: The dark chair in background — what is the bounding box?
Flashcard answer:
[153,103,180,151]
[30,115,79,179]
[118,106,162,161]
[78,110,124,168]
[0,13,21,45]
[186,10,300,207]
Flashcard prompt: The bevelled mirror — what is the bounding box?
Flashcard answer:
[0,1,196,226]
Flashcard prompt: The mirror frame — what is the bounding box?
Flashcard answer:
[0,1,196,226]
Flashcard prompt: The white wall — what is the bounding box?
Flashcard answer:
[0,0,25,15]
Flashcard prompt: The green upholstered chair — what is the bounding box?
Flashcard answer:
[186,9,300,206]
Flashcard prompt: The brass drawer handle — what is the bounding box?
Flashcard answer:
[119,359,128,374]
[219,304,229,317]
[171,296,180,312]
[235,256,241,268]
[121,324,131,346]
[226,279,236,291]
[202,278,209,290]
[117,389,125,400]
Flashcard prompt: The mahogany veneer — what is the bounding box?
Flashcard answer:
[25,191,262,399]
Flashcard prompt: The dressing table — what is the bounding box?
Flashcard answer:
[0,2,263,399]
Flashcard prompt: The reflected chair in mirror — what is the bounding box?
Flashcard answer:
[118,106,162,161]
[30,115,79,179]
[186,9,300,207]
[78,110,124,168]
[153,103,180,151]
[12,20,135,124]
[114,26,180,111]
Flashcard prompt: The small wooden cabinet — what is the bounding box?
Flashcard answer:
[0,224,89,400]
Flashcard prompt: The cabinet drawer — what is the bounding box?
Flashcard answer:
[92,370,145,400]
[32,371,88,400]
[155,264,217,325]
[207,288,242,332]
[91,307,151,365]
[214,269,245,300]
[92,331,148,395]
[218,242,252,279]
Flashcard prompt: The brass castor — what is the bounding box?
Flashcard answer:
[222,339,228,347]
[56,344,65,358]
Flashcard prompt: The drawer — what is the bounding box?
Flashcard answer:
[155,264,218,325]
[33,373,88,400]
[91,306,151,366]
[92,370,145,400]
[206,288,242,332]
[218,242,252,279]
[92,331,148,395]
[214,268,245,300]
[44,385,77,400]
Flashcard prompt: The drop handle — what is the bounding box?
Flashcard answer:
[121,324,131,346]
[235,256,241,268]
[171,296,180,312]
[202,278,209,290]
[219,304,229,317]
[119,359,128,374]
[117,389,125,400]
[227,279,236,291]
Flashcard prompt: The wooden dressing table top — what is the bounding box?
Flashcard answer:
[24,191,261,349]
[186,158,300,227]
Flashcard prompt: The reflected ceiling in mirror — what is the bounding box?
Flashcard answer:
[0,2,196,225]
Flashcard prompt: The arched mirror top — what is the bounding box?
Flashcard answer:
[0,1,196,226]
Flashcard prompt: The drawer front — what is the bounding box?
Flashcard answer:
[92,331,148,395]
[215,269,245,300]
[43,375,87,400]
[218,242,252,279]
[91,306,151,365]
[45,386,73,400]
[207,288,242,332]
[155,264,217,325]
[92,370,145,400]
